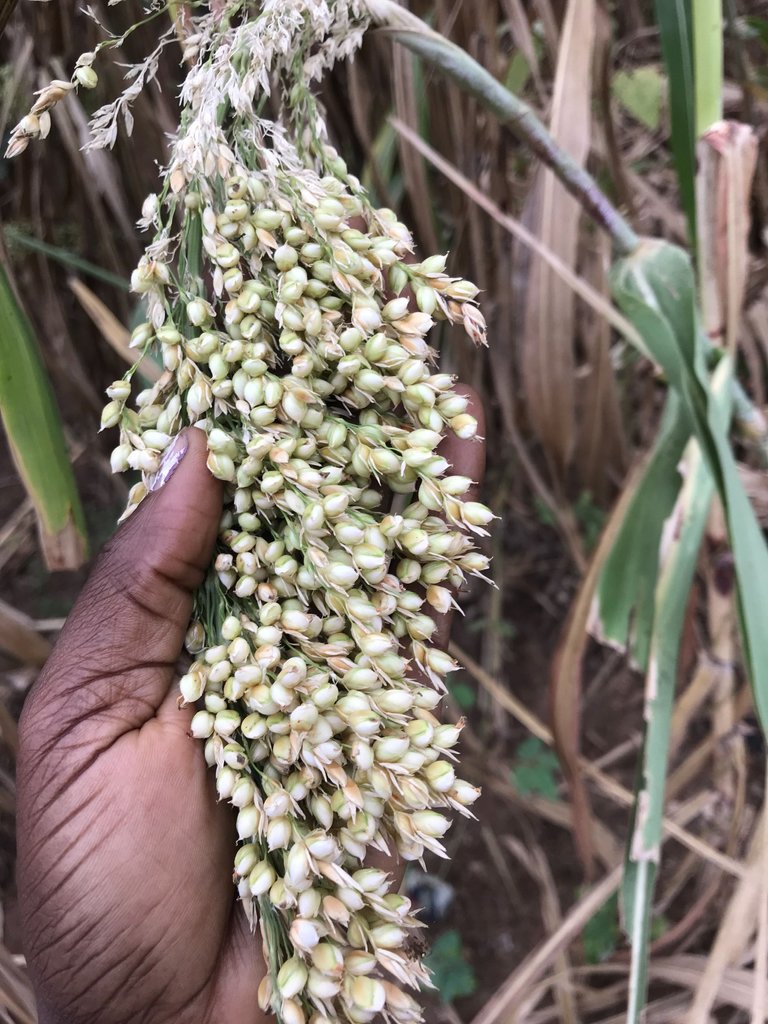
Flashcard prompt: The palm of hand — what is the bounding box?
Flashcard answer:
[17,433,266,1024]
[17,408,484,1024]
[19,686,265,1024]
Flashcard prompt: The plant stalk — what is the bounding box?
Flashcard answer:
[692,0,723,134]
[367,0,640,255]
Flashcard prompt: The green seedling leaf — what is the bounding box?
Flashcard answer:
[582,892,620,964]
[650,914,670,942]
[424,930,477,1004]
[612,66,665,131]
[511,736,561,801]
[533,496,557,529]
[0,262,87,570]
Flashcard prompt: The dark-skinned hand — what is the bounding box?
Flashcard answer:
[17,387,485,1024]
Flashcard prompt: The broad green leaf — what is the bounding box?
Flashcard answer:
[622,432,715,1022]
[612,67,665,131]
[611,242,768,1018]
[595,396,688,670]
[655,0,696,241]
[0,263,87,569]
[612,240,768,731]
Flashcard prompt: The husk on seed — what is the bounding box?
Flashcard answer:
[11,4,493,1022]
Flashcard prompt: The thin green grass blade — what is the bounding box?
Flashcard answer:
[655,0,697,242]
[0,263,87,569]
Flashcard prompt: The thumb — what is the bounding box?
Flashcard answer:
[23,428,222,747]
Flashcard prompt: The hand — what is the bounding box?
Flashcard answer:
[16,389,485,1024]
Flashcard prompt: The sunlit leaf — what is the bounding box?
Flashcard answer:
[0,261,87,570]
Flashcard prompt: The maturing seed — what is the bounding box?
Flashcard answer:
[67,6,494,1012]
[248,859,276,896]
[277,957,308,999]
[74,65,98,89]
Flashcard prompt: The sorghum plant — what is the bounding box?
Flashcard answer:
[9,4,492,1022]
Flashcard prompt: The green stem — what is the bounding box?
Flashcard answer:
[692,0,723,134]
[368,1,639,255]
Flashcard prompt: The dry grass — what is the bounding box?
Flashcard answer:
[5,1,768,1021]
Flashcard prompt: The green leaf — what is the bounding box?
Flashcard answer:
[511,736,561,801]
[655,0,696,242]
[611,240,768,731]
[0,262,87,570]
[582,892,620,964]
[595,396,689,670]
[609,240,768,1020]
[424,930,477,1004]
[612,67,665,131]
[622,432,715,1022]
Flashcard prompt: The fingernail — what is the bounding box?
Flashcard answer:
[148,432,189,492]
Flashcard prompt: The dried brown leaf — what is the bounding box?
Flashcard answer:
[521,0,596,475]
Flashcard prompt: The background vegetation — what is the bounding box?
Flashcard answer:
[4,0,768,1021]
